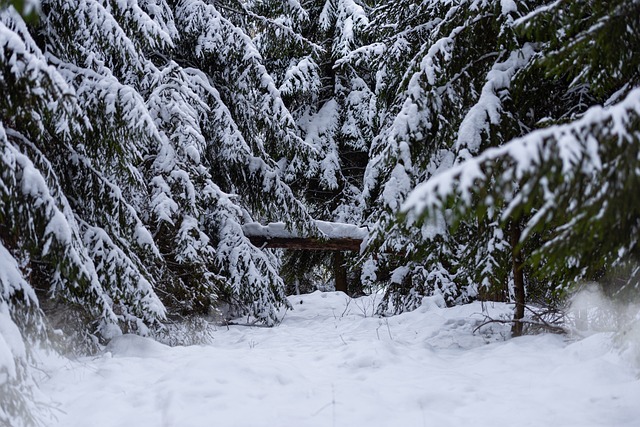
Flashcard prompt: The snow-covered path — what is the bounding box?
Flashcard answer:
[40,292,640,427]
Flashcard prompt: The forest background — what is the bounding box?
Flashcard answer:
[1,0,639,425]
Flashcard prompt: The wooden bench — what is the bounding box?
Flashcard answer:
[242,221,367,293]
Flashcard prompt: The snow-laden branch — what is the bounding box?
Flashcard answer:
[402,87,640,223]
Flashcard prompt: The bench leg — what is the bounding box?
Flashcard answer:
[334,251,348,294]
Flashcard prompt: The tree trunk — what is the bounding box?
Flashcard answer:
[334,251,348,294]
[511,221,525,337]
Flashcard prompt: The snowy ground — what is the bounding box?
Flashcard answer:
[39,292,640,427]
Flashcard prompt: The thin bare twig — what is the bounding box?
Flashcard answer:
[385,318,393,340]
[341,298,352,317]
[523,305,567,331]
[473,317,567,335]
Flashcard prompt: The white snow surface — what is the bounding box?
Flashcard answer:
[243,220,368,240]
[39,292,640,427]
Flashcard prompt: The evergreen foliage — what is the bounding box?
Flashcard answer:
[0,0,319,422]
[400,0,640,329]
[360,0,541,313]
[245,0,375,291]
[1,0,639,423]
[246,0,375,222]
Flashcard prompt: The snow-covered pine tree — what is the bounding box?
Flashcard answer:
[2,0,325,371]
[1,3,162,423]
[33,0,176,333]
[360,0,546,313]
[1,0,166,338]
[37,0,324,324]
[3,0,330,420]
[236,0,376,294]
[0,240,44,427]
[231,0,374,230]
[400,0,640,334]
[170,0,323,318]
